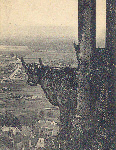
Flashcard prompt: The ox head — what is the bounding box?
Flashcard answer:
[21,57,45,86]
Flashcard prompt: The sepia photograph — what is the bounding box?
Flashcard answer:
[0,0,115,149]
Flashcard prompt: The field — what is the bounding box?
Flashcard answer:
[0,39,78,149]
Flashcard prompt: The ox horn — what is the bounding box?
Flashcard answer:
[39,58,44,67]
[21,57,28,69]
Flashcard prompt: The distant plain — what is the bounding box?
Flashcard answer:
[0,38,78,125]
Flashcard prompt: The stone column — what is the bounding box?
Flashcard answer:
[106,0,115,50]
[106,0,115,148]
[78,1,96,120]
[77,0,96,149]
[78,0,96,63]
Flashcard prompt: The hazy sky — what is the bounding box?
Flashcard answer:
[0,0,106,47]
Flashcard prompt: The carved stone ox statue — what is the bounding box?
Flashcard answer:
[21,51,80,147]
